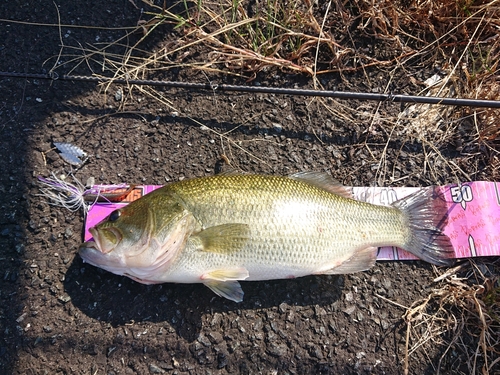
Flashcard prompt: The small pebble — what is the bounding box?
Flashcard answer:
[86,176,95,188]
[149,363,164,374]
[343,305,356,315]
[115,89,122,101]
[345,291,354,302]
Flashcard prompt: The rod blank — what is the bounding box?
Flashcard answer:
[2,71,500,108]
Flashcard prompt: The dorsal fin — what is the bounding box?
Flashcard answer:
[289,171,352,198]
[216,168,244,176]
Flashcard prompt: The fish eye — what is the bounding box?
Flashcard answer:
[109,210,121,222]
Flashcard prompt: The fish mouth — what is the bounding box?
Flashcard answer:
[79,241,104,266]
[89,227,122,254]
[79,241,127,276]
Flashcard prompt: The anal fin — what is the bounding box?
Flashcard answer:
[316,246,377,275]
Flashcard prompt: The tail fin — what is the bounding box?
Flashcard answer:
[392,188,454,266]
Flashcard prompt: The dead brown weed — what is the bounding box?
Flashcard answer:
[81,0,497,78]
[39,0,499,181]
[402,260,500,375]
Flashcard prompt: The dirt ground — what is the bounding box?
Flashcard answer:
[0,1,498,374]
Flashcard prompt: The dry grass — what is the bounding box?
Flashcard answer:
[44,0,499,181]
[377,260,499,374]
[87,0,500,82]
[56,0,500,182]
[403,260,500,375]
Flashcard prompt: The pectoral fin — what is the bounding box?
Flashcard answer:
[315,246,377,275]
[193,223,250,254]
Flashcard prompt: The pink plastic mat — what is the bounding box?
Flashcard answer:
[84,182,500,261]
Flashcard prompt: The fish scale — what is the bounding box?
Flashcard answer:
[79,172,453,302]
[153,174,405,279]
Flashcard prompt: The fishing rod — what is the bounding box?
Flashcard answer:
[2,71,500,108]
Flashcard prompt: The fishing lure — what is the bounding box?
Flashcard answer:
[54,142,87,166]
[38,173,134,213]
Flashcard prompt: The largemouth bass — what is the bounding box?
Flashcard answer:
[79,172,453,302]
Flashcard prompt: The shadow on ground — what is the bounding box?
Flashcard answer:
[64,255,344,342]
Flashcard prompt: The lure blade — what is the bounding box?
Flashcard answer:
[54,142,87,166]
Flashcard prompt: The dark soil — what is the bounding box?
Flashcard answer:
[0,1,496,374]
